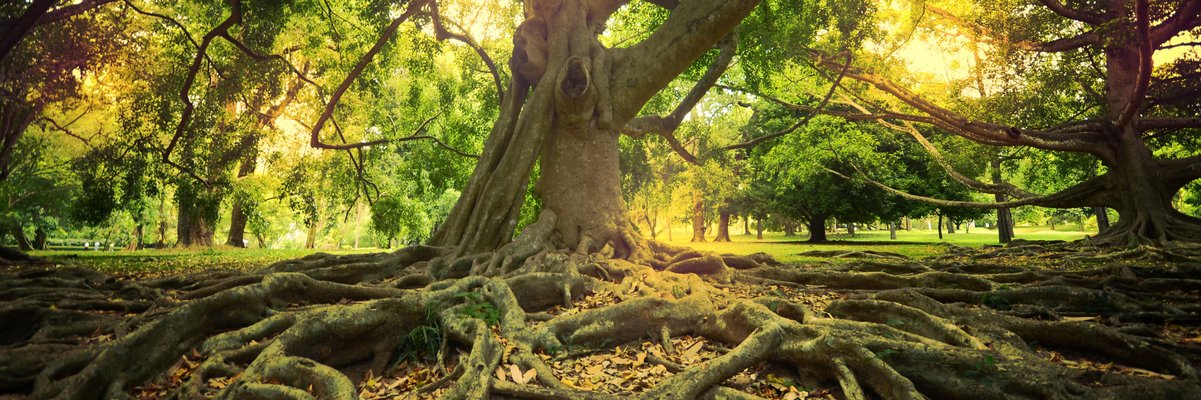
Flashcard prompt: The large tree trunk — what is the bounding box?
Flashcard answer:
[33,227,47,251]
[992,159,1015,244]
[1094,207,1110,232]
[431,0,759,259]
[177,205,215,247]
[690,192,706,242]
[807,216,828,243]
[305,222,319,249]
[742,215,749,235]
[714,211,731,242]
[889,221,897,240]
[126,224,143,251]
[756,217,764,239]
[11,227,32,251]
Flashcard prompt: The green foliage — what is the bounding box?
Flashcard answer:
[370,193,430,245]
[452,291,501,327]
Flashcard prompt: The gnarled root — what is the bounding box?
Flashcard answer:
[4,240,1201,400]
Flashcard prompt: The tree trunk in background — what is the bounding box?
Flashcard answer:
[807,216,828,243]
[126,224,143,251]
[996,207,1014,244]
[938,214,944,240]
[714,212,731,242]
[11,227,32,251]
[177,209,214,247]
[690,192,706,242]
[742,216,749,235]
[847,223,856,237]
[305,222,319,249]
[946,218,956,234]
[889,222,897,240]
[756,218,764,239]
[783,221,796,237]
[33,227,47,250]
[225,163,254,249]
[1094,207,1110,232]
[1050,218,1056,231]
[904,216,911,231]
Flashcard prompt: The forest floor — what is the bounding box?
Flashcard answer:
[7,227,1200,400]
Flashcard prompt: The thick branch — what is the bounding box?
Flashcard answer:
[827,165,1112,210]
[838,97,1037,200]
[622,32,738,165]
[609,0,760,121]
[0,0,54,62]
[32,0,117,27]
[1117,0,1152,128]
[807,50,1108,154]
[1035,0,1105,24]
[1150,0,1201,46]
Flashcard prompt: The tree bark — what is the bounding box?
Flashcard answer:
[126,224,143,251]
[305,222,319,249]
[742,215,750,235]
[756,217,764,239]
[938,214,944,240]
[1094,206,1110,232]
[847,223,856,237]
[946,218,956,234]
[32,227,47,250]
[807,216,828,243]
[714,211,732,242]
[690,192,706,242]
[904,216,911,231]
[225,156,256,247]
[783,221,796,237]
[177,205,214,247]
[889,221,897,240]
[11,227,32,251]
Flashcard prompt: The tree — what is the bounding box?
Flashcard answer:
[8,2,1201,400]
[796,0,1201,245]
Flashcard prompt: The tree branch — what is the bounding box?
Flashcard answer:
[1117,0,1152,128]
[429,2,505,101]
[162,0,246,187]
[1150,0,1201,47]
[609,0,760,121]
[1035,0,1105,24]
[805,49,1107,154]
[716,52,852,153]
[32,0,117,27]
[0,0,54,63]
[838,96,1037,200]
[924,4,1101,53]
[309,0,429,150]
[826,164,1112,210]
[621,32,738,165]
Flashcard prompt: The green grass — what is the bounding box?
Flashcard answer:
[659,225,1091,265]
[25,224,1093,274]
[28,247,382,275]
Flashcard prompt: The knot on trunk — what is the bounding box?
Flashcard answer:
[555,56,595,130]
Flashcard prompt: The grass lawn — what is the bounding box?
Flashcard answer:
[23,224,1093,274]
[27,247,382,275]
[660,224,1092,265]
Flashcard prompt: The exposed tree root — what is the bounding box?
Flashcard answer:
[2,240,1200,400]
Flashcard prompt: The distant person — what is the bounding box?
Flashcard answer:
[83,241,89,250]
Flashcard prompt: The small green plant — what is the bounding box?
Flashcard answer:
[396,306,443,363]
[671,285,686,299]
[875,349,899,360]
[965,354,998,387]
[453,291,502,326]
